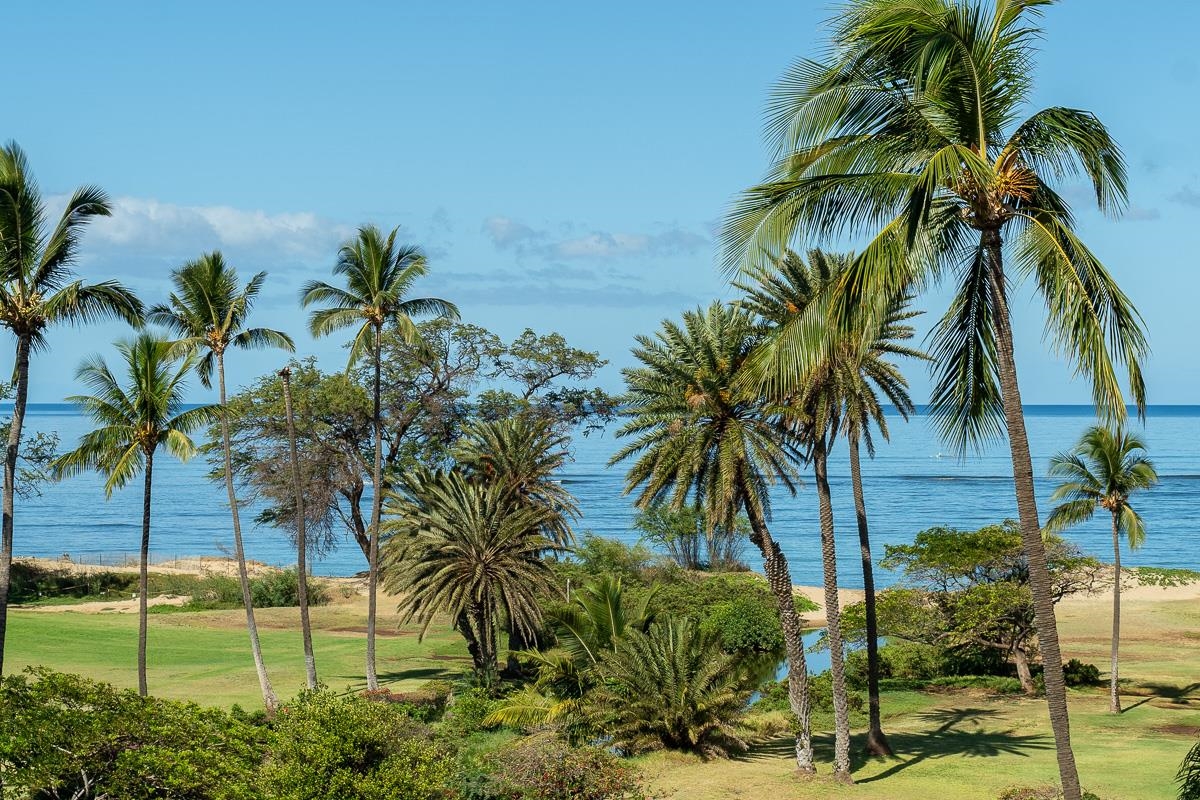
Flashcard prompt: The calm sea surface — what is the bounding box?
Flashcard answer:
[9,404,1200,589]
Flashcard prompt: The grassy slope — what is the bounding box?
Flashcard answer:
[6,582,1198,797]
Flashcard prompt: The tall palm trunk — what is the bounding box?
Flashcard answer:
[986,229,1082,800]
[0,334,31,677]
[365,326,383,690]
[812,436,853,782]
[1109,511,1121,714]
[218,353,278,712]
[849,434,891,757]
[741,486,815,774]
[282,368,318,690]
[138,450,154,697]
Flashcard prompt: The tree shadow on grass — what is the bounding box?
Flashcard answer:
[331,666,454,686]
[852,708,1052,783]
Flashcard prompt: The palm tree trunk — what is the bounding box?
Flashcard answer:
[366,326,383,690]
[986,229,1082,800]
[0,334,31,677]
[813,436,853,782]
[849,434,891,757]
[1110,511,1121,714]
[282,368,318,690]
[218,353,278,712]
[139,449,154,697]
[741,485,815,774]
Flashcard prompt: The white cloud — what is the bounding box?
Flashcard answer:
[482,216,708,261]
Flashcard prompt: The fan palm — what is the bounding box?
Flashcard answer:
[0,142,144,675]
[148,251,294,712]
[50,333,216,696]
[302,224,458,689]
[722,4,1147,794]
[381,470,562,677]
[610,302,817,773]
[1046,424,1156,714]
[737,249,924,759]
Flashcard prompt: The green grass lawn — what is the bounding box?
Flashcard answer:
[5,603,469,707]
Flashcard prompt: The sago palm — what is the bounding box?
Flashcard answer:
[149,251,294,712]
[722,4,1148,795]
[1045,424,1156,714]
[610,302,817,773]
[737,248,924,759]
[381,470,561,677]
[302,224,458,689]
[0,142,143,675]
[50,333,216,696]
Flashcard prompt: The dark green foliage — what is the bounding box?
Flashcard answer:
[1179,740,1200,800]
[263,690,454,800]
[250,568,331,608]
[1134,567,1200,588]
[438,688,503,741]
[700,596,784,653]
[1062,659,1101,688]
[362,681,453,723]
[632,504,748,571]
[0,668,262,799]
[478,734,652,800]
[997,787,1104,800]
[560,533,655,584]
[9,561,132,603]
[753,673,865,716]
[647,570,817,624]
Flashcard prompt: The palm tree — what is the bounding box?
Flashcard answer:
[50,334,215,696]
[301,224,458,689]
[1046,424,1156,714]
[381,470,562,677]
[610,302,818,774]
[281,366,318,689]
[737,249,924,758]
[0,142,144,675]
[722,5,1148,795]
[148,252,294,712]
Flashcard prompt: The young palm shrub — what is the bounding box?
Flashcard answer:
[302,225,457,690]
[149,252,294,712]
[1180,740,1200,800]
[723,4,1149,795]
[737,249,924,759]
[381,470,561,678]
[591,617,749,758]
[611,302,818,773]
[0,142,144,675]
[50,334,216,696]
[1045,424,1157,714]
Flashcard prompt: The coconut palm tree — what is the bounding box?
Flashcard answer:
[610,302,818,774]
[148,252,294,712]
[281,366,318,689]
[381,469,562,677]
[737,249,924,758]
[0,142,144,675]
[1046,424,1156,714]
[722,4,1148,795]
[50,334,215,696]
[301,224,458,689]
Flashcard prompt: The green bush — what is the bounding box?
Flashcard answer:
[251,568,331,608]
[0,668,263,799]
[700,596,785,654]
[996,786,1104,800]
[1062,659,1101,687]
[847,641,943,689]
[481,734,653,800]
[752,673,866,716]
[263,690,454,800]
[562,533,655,582]
[9,561,134,603]
[362,681,453,723]
[438,687,501,741]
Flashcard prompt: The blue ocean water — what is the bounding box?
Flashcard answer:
[9,404,1200,588]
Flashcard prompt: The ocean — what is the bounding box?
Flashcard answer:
[9,404,1200,589]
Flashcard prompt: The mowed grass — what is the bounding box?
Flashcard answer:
[5,600,469,707]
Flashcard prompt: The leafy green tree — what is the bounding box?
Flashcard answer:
[280,366,318,689]
[302,224,458,689]
[723,4,1148,794]
[878,522,1102,694]
[633,504,748,571]
[0,383,58,500]
[611,302,817,773]
[1046,424,1157,713]
[737,248,924,757]
[0,142,144,676]
[149,251,294,713]
[592,618,750,758]
[382,470,562,677]
[51,334,216,696]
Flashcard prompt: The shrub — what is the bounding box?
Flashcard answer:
[847,641,942,689]
[997,787,1104,800]
[362,680,453,723]
[251,568,330,608]
[0,668,262,799]
[1062,659,1101,687]
[438,687,501,741]
[647,571,817,624]
[482,734,653,800]
[263,690,453,800]
[752,673,865,716]
[563,533,655,582]
[9,561,135,602]
[700,596,784,654]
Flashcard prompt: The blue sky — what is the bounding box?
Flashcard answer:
[4,2,1199,404]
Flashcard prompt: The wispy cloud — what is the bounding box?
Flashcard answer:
[481,215,708,261]
[1169,186,1200,208]
[1123,205,1161,221]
